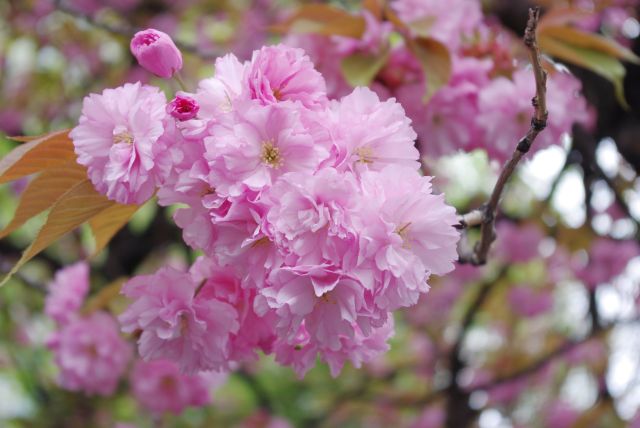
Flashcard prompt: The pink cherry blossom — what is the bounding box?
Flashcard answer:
[356,165,460,310]
[508,285,553,318]
[255,265,382,352]
[44,262,90,325]
[329,87,420,172]
[167,93,200,121]
[478,69,589,163]
[47,311,131,395]
[574,238,639,288]
[397,57,492,158]
[494,221,544,263]
[130,359,212,414]
[391,0,484,49]
[245,44,328,109]
[262,168,360,267]
[130,29,183,78]
[205,102,328,196]
[189,257,277,361]
[119,266,239,373]
[70,82,168,204]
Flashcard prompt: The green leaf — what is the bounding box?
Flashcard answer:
[340,49,390,87]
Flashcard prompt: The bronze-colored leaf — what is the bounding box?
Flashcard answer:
[407,37,452,103]
[0,129,76,184]
[1,180,114,286]
[0,161,87,238]
[89,203,140,256]
[270,4,366,38]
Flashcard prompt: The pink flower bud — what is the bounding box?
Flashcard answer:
[130,29,183,78]
[167,93,199,121]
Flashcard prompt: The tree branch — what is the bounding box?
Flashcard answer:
[457,7,548,266]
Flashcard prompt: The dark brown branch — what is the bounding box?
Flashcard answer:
[457,7,548,266]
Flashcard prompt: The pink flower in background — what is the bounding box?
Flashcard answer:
[399,58,492,158]
[391,0,483,49]
[494,221,544,263]
[329,87,419,172]
[333,11,392,55]
[70,82,167,204]
[508,285,553,318]
[478,69,589,163]
[119,266,239,373]
[545,401,580,428]
[574,238,639,288]
[130,359,211,414]
[45,262,90,325]
[167,93,200,121]
[130,29,183,78]
[411,406,445,428]
[245,44,328,109]
[47,312,131,395]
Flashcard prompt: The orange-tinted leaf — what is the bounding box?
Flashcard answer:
[0,161,87,239]
[0,129,76,184]
[538,7,595,29]
[383,4,410,34]
[81,277,128,315]
[89,203,140,256]
[407,37,452,102]
[271,4,366,38]
[0,180,114,286]
[540,25,640,64]
[363,0,383,19]
[539,34,630,107]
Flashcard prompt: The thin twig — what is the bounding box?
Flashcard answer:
[458,7,548,265]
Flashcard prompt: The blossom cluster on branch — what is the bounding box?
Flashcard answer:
[69,37,460,378]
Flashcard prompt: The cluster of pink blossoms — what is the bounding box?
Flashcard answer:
[286,0,592,164]
[45,262,132,395]
[71,38,460,377]
[44,263,220,414]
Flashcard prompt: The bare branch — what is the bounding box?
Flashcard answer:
[457,7,548,265]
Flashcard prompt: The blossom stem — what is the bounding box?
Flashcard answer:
[174,72,188,92]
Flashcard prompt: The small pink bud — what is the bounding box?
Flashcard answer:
[130,29,183,78]
[167,93,199,121]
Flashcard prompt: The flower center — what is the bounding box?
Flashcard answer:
[273,88,283,101]
[140,32,160,46]
[354,146,374,164]
[395,222,412,249]
[320,292,336,304]
[113,127,134,145]
[261,140,282,168]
